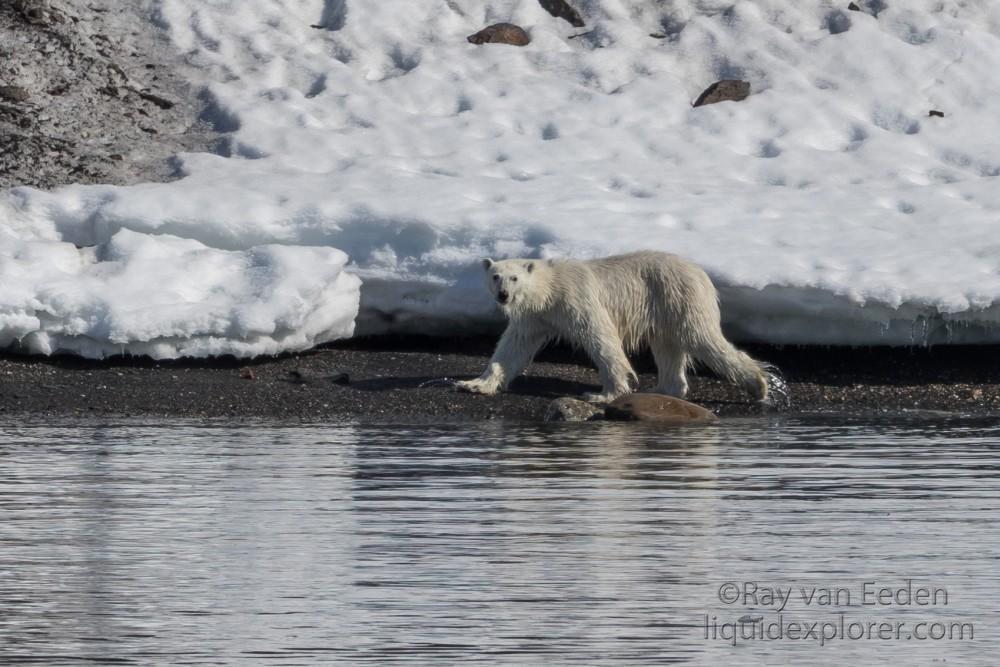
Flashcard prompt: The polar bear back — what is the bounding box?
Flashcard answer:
[545,251,721,352]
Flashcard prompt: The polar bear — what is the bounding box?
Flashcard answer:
[456,251,769,403]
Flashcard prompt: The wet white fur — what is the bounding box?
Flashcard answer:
[457,251,768,403]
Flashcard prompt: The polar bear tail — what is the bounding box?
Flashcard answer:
[693,333,770,402]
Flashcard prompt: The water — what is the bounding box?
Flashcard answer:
[2,417,999,665]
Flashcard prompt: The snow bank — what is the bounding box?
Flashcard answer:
[0,218,360,358]
[5,0,1000,355]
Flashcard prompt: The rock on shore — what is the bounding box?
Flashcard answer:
[605,393,719,425]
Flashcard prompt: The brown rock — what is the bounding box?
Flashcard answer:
[605,393,719,425]
[693,79,751,107]
[538,0,585,27]
[467,23,530,46]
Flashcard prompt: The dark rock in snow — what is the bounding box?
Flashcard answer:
[693,79,751,107]
[538,0,585,28]
[849,1,888,17]
[467,23,531,47]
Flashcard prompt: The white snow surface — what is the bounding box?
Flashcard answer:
[6,0,1000,356]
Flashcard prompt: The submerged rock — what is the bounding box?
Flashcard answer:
[467,23,530,46]
[605,393,718,425]
[544,397,604,422]
[693,79,751,107]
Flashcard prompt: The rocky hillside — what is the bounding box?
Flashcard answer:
[0,0,212,189]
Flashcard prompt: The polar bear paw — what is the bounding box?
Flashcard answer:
[455,378,500,395]
[582,390,626,404]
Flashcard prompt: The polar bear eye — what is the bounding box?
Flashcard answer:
[492,274,499,282]
[510,276,518,283]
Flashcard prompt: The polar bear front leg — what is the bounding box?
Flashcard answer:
[456,324,547,395]
[579,318,636,403]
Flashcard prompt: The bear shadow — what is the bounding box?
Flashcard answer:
[349,374,598,399]
[506,375,599,399]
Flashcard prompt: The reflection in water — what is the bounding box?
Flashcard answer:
[1,418,999,665]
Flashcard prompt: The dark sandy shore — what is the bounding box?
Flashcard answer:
[1,337,998,422]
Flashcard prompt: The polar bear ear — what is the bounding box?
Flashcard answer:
[482,258,494,271]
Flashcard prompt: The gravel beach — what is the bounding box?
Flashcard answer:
[1,338,998,422]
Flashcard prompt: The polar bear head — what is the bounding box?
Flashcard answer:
[481,258,546,314]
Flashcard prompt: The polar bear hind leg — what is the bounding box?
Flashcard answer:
[689,330,768,402]
[651,338,690,398]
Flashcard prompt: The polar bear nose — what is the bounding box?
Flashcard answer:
[497,290,510,304]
